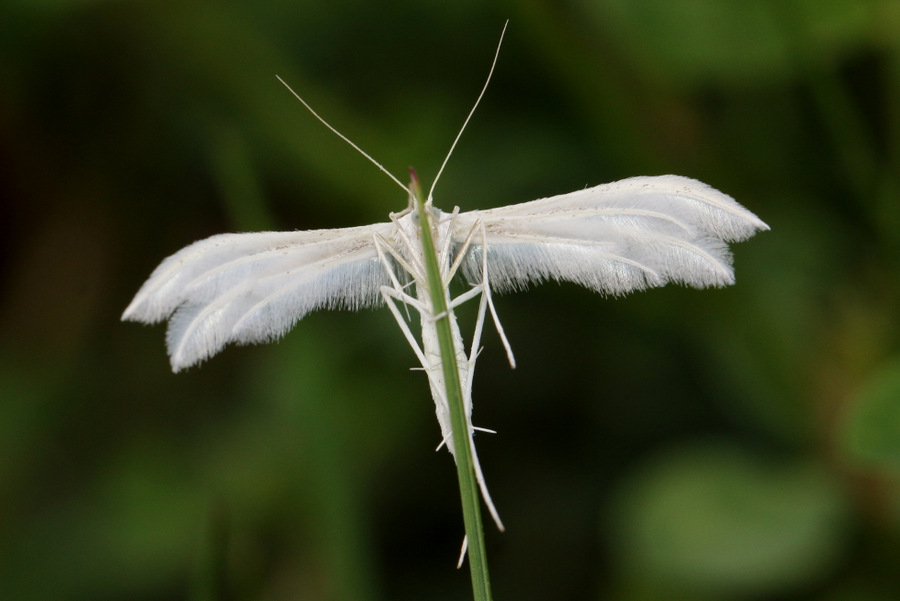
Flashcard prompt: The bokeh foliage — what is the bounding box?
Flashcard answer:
[2,1,899,600]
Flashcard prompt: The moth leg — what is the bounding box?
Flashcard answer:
[374,232,422,323]
[442,231,497,397]
[457,535,468,569]
[444,217,515,368]
[386,212,426,279]
[432,406,494,455]
[470,435,504,531]
[435,395,505,533]
[373,234,408,291]
[476,219,516,368]
[436,206,461,280]
[447,284,483,308]
[374,233,432,367]
[446,210,478,284]
[380,285,428,369]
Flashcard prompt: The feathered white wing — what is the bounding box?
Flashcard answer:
[124,175,767,371]
[122,223,396,371]
[453,175,769,294]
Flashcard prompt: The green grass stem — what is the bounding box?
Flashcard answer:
[410,172,494,601]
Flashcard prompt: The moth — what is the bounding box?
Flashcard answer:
[122,24,769,534]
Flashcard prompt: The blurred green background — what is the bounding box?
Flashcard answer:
[2,1,900,600]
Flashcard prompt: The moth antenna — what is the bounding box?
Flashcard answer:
[427,20,508,202]
[276,75,409,194]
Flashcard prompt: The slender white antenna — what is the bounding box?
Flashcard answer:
[275,74,409,194]
[427,20,508,201]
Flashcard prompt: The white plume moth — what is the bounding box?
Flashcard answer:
[122,22,768,545]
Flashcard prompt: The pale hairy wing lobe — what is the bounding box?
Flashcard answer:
[453,175,769,294]
[122,223,396,371]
